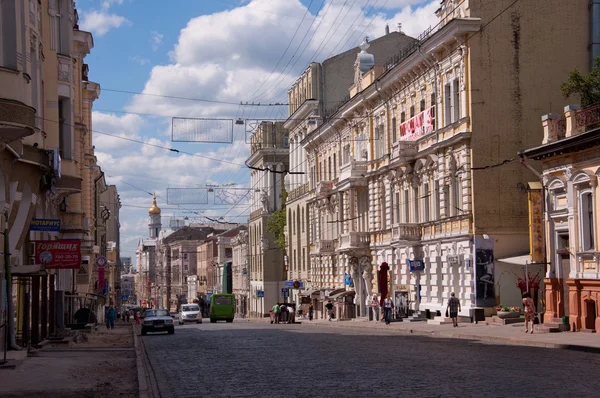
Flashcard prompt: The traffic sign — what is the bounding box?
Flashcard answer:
[257,290,264,298]
[96,255,108,268]
[281,288,289,294]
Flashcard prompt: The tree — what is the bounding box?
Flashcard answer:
[266,187,288,252]
[560,57,600,108]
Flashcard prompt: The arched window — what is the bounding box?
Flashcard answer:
[580,190,595,251]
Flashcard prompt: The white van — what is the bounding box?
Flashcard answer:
[178,304,202,324]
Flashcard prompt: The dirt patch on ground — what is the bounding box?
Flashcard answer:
[0,324,137,397]
[74,324,133,348]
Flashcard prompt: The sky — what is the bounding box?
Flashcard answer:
[77,0,440,263]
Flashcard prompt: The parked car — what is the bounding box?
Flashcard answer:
[141,309,175,335]
[179,304,202,325]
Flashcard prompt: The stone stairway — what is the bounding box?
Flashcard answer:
[485,316,525,326]
[405,311,427,322]
[536,318,569,333]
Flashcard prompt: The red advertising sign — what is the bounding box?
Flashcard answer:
[399,107,434,141]
[35,239,81,269]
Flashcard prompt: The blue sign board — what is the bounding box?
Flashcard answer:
[285,281,294,287]
[281,288,289,294]
[344,272,353,286]
[408,259,425,272]
[257,290,264,298]
[29,219,61,232]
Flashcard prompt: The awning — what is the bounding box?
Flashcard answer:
[329,290,356,300]
[299,289,320,297]
[327,288,346,297]
[497,254,532,266]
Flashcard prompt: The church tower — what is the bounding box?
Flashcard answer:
[148,193,161,238]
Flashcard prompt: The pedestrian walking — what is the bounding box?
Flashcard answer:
[383,296,393,324]
[272,303,280,324]
[325,300,334,321]
[287,305,294,324]
[134,309,141,325]
[308,304,314,321]
[522,292,536,334]
[371,295,381,322]
[125,310,130,323]
[446,292,461,327]
[105,305,116,329]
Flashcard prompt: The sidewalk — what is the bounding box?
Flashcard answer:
[298,318,600,352]
[0,323,138,397]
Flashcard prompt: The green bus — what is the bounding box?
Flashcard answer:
[209,294,235,323]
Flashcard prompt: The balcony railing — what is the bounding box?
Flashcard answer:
[316,240,335,253]
[339,160,368,182]
[288,182,309,201]
[391,141,418,161]
[338,231,370,250]
[391,223,422,242]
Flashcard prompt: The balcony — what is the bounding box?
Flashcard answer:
[316,240,335,254]
[338,231,370,251]
[316,181,334,198]
[288,182,309,202]
[391,223,422,242]
[0,98,36,144]
[339,160,368,183]
[391,141,418,161]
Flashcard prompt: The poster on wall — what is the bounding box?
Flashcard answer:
[35,239,81,269]
[474,236,495,307]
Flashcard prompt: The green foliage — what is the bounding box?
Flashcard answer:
[266,187,288,253]
[560,57,600,108]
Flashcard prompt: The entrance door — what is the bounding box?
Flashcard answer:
[556,233,571,317]
[585,300,596,331]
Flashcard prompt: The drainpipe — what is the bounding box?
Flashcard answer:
[591,0,600,68]
[4,220,22,350]
[417,45,438,141]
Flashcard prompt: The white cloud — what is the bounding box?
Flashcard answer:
[129,55,150,65]
[100,0,440,260]
[79,0,130,36]
[150,31,164,51]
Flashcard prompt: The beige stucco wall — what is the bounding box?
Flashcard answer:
[468,0,590,256]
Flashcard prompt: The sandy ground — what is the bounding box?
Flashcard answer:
[0,324,137,397]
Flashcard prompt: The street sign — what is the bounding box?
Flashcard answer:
[257,290,264,298]
[96,255,108,268]
[281,288,289,294]
[29,219,61,232]
[284,281,294,287]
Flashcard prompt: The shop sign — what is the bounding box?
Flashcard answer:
[29,219,61,232]
[399,107,434,141]
[35,239,81,269]
[408,259,425,272]
[528,189,544,263]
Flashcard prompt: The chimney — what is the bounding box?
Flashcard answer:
[397,23,403,33]
[385,24,389,35]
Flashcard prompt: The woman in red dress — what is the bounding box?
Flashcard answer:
[522,292,536,334]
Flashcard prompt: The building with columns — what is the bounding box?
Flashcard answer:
[284,29,417,314]
[521,103,600,332]
[135,194,161,306]
[248,121,288,317]
[232,229,249,317]
[300,0,591,321]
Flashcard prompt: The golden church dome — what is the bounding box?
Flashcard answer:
[149,194,161,215]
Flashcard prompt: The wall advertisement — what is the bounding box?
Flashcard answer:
[474,236,495,307]
[35,239,81,269]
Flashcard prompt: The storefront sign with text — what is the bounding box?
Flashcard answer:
[35,239,81,269]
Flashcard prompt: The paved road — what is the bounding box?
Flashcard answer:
[142,321,600,398]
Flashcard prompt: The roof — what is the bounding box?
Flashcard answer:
[520,127,600,160]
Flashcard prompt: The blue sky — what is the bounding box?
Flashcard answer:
[76,0,439,262]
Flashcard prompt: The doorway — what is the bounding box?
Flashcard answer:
[584,299,596,331]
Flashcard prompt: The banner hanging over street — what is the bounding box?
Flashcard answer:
[35,239,81,269]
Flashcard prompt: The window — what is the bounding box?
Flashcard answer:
[453,79,460,122]
[394,192,400,225]
[332,153,336,178]
[410,105,415,118]
[423,183,430,222]
[392,117,397,143]
[453,176,462,216]
[0,0,17,69]
[328,157,331,180]
[343,144,351,164]
[443,184,450,217]
[302,248,306,271]
[403,189,409,223]
[381,185,387,229]
[430,93,436,129]
[301,207,305,232]
[420,99,426,112]
[283,133,289,148]
[445,83,452,125]
[58,98,72,159]
[374,126,382,159]
[400,111,406,123]
[434,180,440,220]
[225,248,232,258]
[413,187,419,223]
[580,191,595,251]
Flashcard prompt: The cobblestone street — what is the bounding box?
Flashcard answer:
[142,322,600,398]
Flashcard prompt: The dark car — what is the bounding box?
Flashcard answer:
[141,309,175,335]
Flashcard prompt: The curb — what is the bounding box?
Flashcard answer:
[303,321,600,354]
[133,325,160,398]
